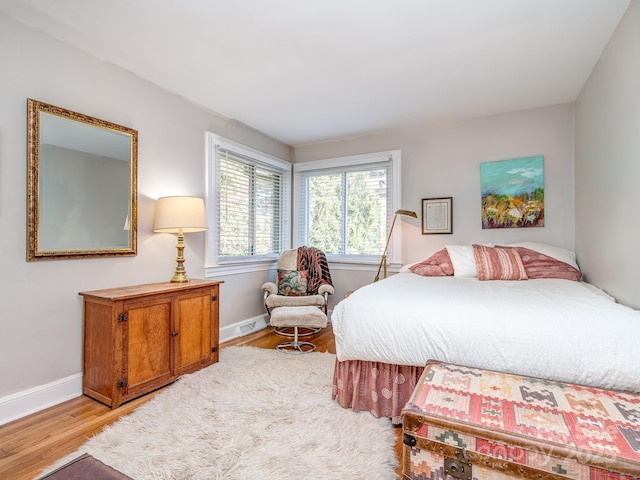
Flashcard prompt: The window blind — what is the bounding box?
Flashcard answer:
[216,147,283,259]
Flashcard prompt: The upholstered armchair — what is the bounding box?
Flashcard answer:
[261,247,334,317]
[262,246,334,352]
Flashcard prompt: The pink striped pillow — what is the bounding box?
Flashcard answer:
[472,244,528,281]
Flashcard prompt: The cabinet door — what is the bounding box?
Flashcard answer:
[173,288,214,376]
[124,298,173,393]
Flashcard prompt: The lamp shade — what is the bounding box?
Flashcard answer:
[395,209,417,218]
[153,196,208,233]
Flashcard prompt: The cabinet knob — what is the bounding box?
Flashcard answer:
[171,330,179,337]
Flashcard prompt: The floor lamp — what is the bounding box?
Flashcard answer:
[153,196,208,283]
[374,209,417,282]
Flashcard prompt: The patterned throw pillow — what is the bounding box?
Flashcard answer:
[473,244,528,281]
[505,246,582,281]
[408,248,455,277]
[277,269,309,296]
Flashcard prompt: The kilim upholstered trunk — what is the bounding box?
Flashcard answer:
[402,361,640,480]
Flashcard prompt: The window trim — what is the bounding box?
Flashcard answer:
[205,133,291,277]
[293,150,402,266]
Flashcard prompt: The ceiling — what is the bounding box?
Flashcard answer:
[1,0,630,146]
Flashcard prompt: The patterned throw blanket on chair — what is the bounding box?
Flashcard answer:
[297,246,333,295]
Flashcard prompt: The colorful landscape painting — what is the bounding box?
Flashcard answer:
[480,156,544,229]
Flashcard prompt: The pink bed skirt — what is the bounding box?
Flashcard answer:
[331,359,424,425]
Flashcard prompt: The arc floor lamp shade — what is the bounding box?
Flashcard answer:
[153,196,208,282]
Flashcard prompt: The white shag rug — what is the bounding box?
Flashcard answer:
[45,346,398,479]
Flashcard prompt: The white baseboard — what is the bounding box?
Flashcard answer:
[0,373,82,426]
[219,314,269,344]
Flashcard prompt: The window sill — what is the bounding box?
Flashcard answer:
[204,257,404,277]
[327,261,402,273]
[205,259,277,277]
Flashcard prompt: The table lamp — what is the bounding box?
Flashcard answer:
[153,196,208,282]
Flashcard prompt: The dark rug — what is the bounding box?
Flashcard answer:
[39,453,132,480]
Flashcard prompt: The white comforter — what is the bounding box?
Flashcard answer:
[332,273,640,393]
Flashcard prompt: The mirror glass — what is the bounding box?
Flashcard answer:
[27,99,138,260]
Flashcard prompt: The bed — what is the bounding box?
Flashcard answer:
[330,242,640,424]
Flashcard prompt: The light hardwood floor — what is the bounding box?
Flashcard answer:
[0,326,403,479]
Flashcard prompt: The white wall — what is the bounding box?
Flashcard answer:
[575,0,640,309]
[295,104,576,296]
[0,16,290,421]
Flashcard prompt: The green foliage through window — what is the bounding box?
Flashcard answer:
[302,162,391,256]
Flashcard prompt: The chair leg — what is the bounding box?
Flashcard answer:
[276,326,317,354]
[273,326,320,337]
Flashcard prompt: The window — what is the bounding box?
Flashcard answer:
[206,134,290,274]
[294,150,401,264]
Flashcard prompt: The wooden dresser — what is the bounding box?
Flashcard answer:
[79,279,223,408]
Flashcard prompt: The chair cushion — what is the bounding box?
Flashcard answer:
[265,293,325,310]
[277,248,298,271]
[270,306,328,329]
[277,269,308,296]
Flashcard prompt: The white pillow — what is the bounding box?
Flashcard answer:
[507,242,579,270]
[399,262,417,273]
[445,245,478,278]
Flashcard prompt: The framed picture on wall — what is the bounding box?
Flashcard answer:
[421,197,452,234]
[480,155,544,229]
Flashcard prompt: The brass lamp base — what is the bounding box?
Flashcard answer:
[373,254,387,282]
[170,232,190,283]
[171,271,190,283]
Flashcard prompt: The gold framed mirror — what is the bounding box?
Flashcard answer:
[27,99,138,260]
